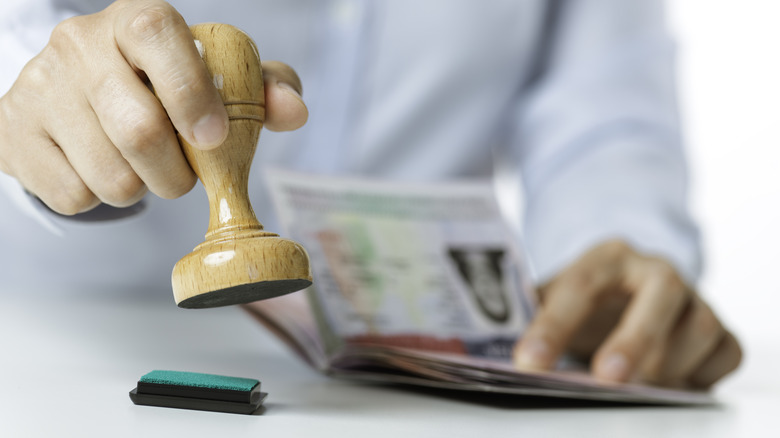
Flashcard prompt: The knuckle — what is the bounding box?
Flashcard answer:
[263,60,304,92]
[101,169,145,206]
[159,172,196,199]
[165,71,211,104]
[567,271,596,291]
[121,115,170,157]
[166,81,195,103]
[90,75,122,112]
[562,270,609,299]
[599,239,632,259]
[46,201,79,216]
[629,327,657,348]
[51,180,97,215]
[693,306,723,339]
[614,319,658,349]
[50,16,88,46]
[531,311,565,339]
[18,56,55,92]
[641,258,684,289]
[25,16,91,95]
[124,4,183,44]
[652,260,677,281]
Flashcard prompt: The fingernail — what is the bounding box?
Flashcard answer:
[598,353,630,382]
[277,81,303,100]
[514,338,550,370]
[192,112,227,148]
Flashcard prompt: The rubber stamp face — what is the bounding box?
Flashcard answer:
[177,278,312,309]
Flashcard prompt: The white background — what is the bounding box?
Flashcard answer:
[1,4,778,436]
[669,0,780,353]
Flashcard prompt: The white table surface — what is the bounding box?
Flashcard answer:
[1,287,777,438]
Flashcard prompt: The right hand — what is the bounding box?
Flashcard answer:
[514,241,742,388]
[0,0,308,215]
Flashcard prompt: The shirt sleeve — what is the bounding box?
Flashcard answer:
[516,0,702,285]
[0,0,141,231]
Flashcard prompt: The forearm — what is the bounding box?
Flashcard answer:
[522,134,701,285]
[515,0,701,284]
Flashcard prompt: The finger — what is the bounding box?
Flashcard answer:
[0,61,98,214]
[11,135,99,215]
[592,260,691,383]
[86,54,196,199]
[513,244,626,370]
[654,298,725,384]
[687,331,742,388]
[113,1,228,149]
[566,292,628,359]
[48,97,147,208]
[261,60,308,132]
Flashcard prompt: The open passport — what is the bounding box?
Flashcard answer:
[242,169,713,405]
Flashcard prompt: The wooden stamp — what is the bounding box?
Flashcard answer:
[171,23,312,308]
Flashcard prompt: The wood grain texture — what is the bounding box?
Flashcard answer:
[171,23,312,308]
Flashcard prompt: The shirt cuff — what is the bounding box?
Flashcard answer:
[0,171,147,234]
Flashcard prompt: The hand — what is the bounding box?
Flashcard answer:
[513,240,742,388]
[0,0,307,215]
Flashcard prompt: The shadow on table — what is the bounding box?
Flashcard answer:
[365,383,722,410]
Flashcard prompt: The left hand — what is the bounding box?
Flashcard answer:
[513,240,742,388]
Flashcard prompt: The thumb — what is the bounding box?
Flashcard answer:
[261,60,308,132]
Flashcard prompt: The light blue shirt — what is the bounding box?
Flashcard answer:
[0,0,701,294]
